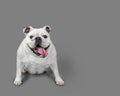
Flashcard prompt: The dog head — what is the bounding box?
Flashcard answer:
[23,25,52,58]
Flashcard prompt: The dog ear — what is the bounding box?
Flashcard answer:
[43,25,51,33]
[23,26,33,34]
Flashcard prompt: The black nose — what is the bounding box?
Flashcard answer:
[35,37,41,46]
[35,37,41,41]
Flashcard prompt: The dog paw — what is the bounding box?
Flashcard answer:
[14,80,22,86]
[56,79,64,86]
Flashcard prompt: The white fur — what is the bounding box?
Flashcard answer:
[14,26,64,86]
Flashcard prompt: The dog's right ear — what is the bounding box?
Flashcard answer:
[23,26,33,35]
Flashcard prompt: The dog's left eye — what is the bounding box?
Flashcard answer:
[43,35,48,38]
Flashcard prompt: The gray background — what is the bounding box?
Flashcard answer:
[0,0,120,96]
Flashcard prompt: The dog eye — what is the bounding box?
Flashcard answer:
[30,35,33,39]
[43,35,48,38]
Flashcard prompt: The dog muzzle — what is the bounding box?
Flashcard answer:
[27,44,50,58]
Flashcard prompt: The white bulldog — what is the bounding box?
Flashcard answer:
[14,25,64,86]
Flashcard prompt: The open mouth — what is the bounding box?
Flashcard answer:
[28,44,50,58]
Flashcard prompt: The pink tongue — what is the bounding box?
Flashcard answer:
[37,48,48,58]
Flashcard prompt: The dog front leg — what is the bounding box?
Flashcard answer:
[50,61,64,86]
[14,60,22,86]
